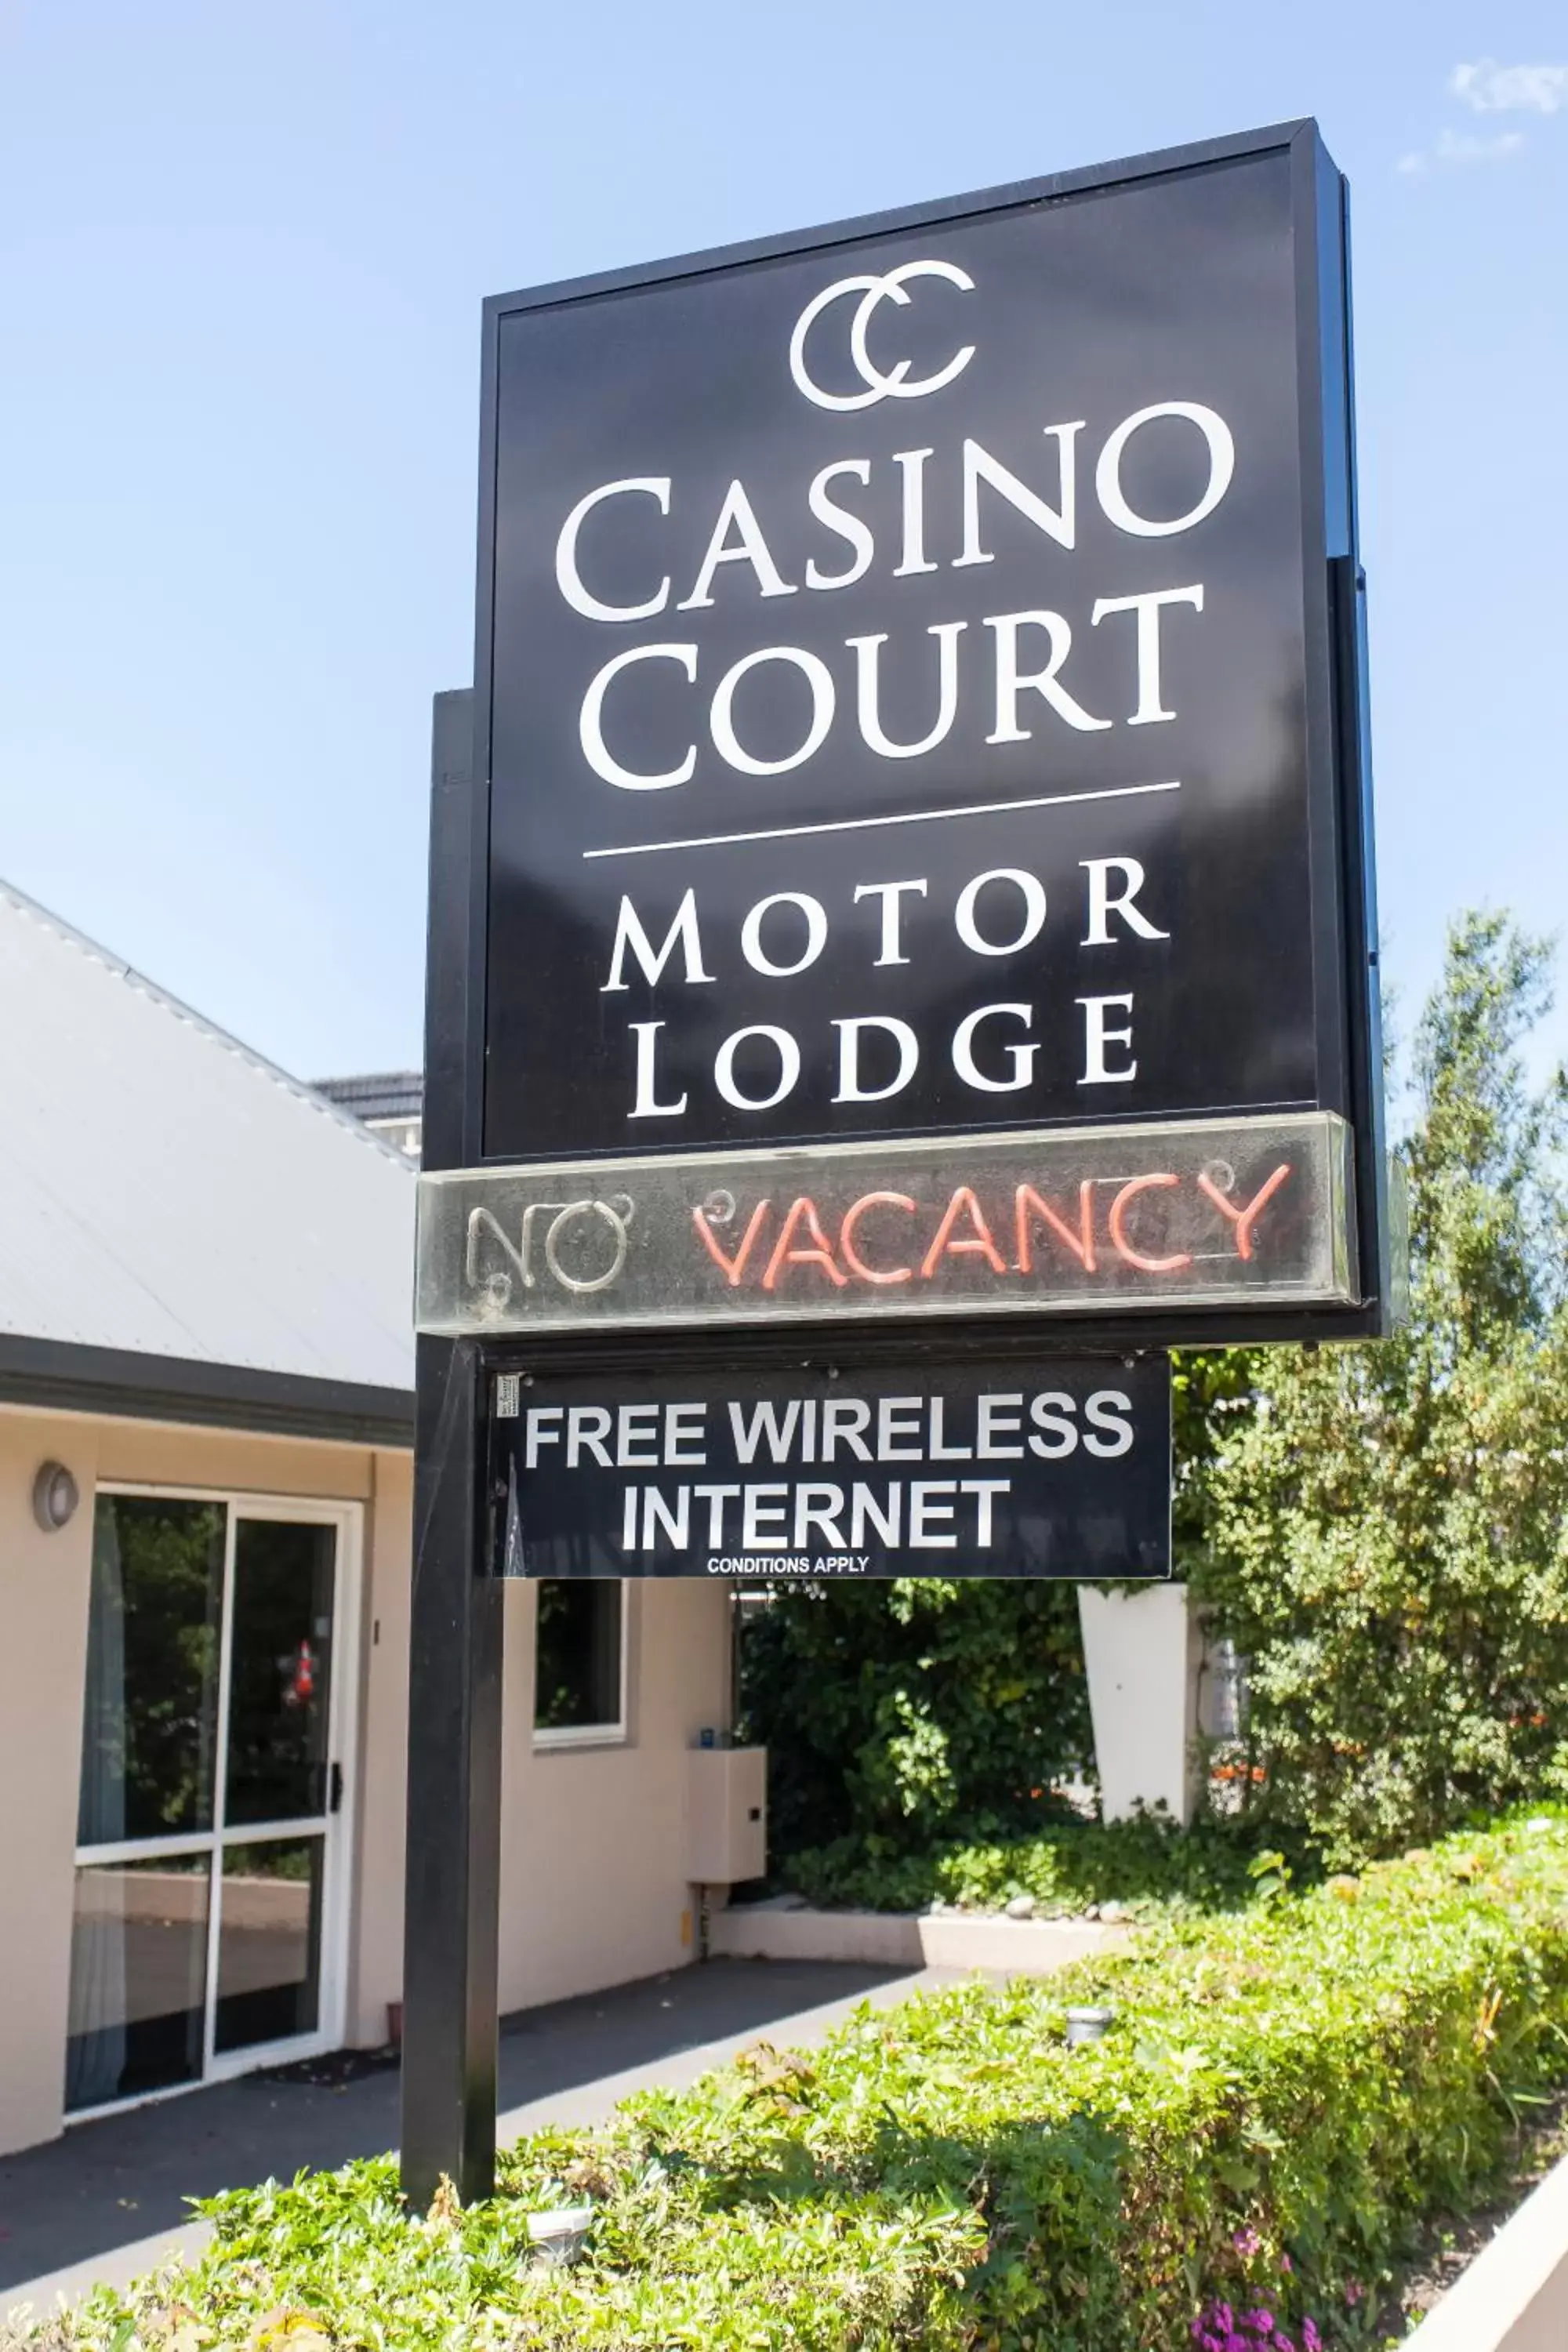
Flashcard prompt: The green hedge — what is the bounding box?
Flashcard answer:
[17,1817,1568,2352]
[780,1809,1288,1917]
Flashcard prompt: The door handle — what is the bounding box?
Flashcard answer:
[328,1760,344,1816]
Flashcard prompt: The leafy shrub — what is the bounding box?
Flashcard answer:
[782,1808,1291,1915]
[742,916,1568,1881]
[739,1575,1091,1858]
[1197,915,1568,1864]
[17,1816,1568,2352]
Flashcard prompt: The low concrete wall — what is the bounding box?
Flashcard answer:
[1406,2149,1568,2352]
[709,1905,1127,1973]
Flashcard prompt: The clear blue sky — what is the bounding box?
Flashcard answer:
[2,2,1564,1083]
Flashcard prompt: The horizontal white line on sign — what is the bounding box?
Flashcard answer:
[582,778,1183,860]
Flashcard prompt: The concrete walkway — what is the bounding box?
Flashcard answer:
[2,1958,939,2325]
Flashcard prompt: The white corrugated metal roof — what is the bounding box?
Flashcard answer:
[0,881,416,1396]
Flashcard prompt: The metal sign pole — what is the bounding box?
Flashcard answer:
[401,692,503,2209]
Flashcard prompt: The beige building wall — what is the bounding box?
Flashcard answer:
[92,1422,375,1501]
[0,1412,101,2160]
[347,1447,413,2047]
[495,1577,732,2013]
[345,1521,735,2032]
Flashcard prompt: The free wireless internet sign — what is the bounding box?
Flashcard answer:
[493,1359,1171,1581]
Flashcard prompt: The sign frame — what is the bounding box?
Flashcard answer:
[461,116,1389,1349]
[404,117,1388,2212]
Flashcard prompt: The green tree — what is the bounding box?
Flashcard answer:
[1196,912,1568,1863]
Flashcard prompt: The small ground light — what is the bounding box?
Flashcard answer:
[527,2205,594,2267]
[1065,2005,1116,2047]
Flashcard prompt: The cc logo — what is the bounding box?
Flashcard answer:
[789,258,977,412]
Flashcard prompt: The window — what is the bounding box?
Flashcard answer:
[533,1581,626,1746]
[78,1497,225,1846]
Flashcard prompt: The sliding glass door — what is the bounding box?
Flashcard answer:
[67,1493,357,2114]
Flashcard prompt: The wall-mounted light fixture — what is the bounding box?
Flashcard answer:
[32,1461,81,1533]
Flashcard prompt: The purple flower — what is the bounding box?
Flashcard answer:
[1345,2279,1364,2307]
[1243,2314,1274,2334]
[1279,2252,1293,2274]
[1302,2325,1323,2352]
[1232,2225,1262,2257]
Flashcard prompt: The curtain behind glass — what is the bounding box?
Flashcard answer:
[77,1497,223,1841]
[67,1508,129,2106]
[77,1501,129,1846]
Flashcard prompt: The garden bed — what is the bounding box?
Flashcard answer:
[1389,2092,1568,2335]
[11,1815,1568,2352]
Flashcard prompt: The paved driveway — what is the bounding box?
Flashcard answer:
[2,1958,942,2323]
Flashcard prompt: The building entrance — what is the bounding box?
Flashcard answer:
[66,1490,358,2114]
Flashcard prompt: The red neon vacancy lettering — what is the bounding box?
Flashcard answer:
[763,1196,848,1291]
[1196,1163,1292,1260]
[921,1187,1007,1280]
[692,1199,771,1287]
[839,1192,916,1285]
[1108,1174,1192,1273]
[1014,1181,1097,1275]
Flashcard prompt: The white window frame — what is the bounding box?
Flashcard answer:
[532,1580,630,1751]
[69,1483,363,2119]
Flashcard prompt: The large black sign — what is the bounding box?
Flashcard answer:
[494,1357,1171,1579]
[478,122,1377,1202]
[446,121,1388,1347]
